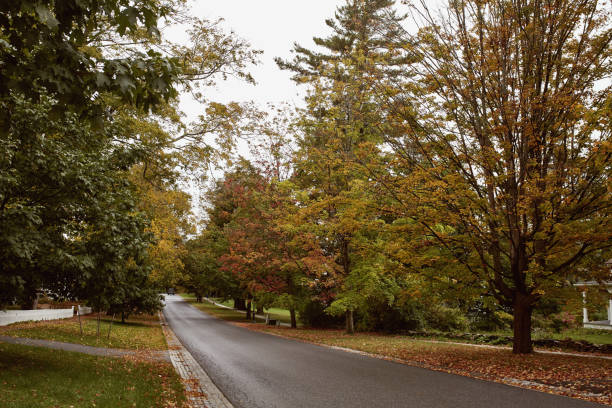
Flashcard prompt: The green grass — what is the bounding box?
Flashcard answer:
[0,314,167,350]
[472,328,612,345]
[0,342,186,408]
[533,328,612,345]
[187,299,266,322]
[180,294,298,326]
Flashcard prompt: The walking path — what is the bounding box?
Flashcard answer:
[0,334,170,361]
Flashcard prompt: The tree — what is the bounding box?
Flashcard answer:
[0,0,260,307]
[183,227,232,302]
[0,90,150,308]
[376,0,612,352]
[218,166,326,328]
[277,0,406,332]
[129,166,195,290]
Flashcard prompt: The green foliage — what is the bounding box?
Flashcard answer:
[0,90,150,307]
[0,0,181,116]
[424,305,469,332]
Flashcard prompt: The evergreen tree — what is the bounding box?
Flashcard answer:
[277,0,405,333]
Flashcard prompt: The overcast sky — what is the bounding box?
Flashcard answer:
[174,0,347,118]
[166,1,352,217]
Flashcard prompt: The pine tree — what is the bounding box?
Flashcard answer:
[277,0,405,333]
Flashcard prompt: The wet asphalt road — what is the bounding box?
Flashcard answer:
[163,295,604,408]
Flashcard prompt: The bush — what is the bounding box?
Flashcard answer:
[424,305,469,332]
[355,299,424,333]
[299,300,344,328]
[467,303,512,331]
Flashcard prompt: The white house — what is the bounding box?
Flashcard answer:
[574,281,612,331]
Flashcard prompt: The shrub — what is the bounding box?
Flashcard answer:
[357,299,425,333]
[299,300,344,328]
[424,305,469,332]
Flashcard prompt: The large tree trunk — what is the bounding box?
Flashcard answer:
[346,309,354,334]
[512,298,533,354]
[234,298,246,310]
[289,307,297,329]
[121,311,125,323]
[246,299,252,320]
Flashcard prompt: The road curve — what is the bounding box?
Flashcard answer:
[163,295,604,408]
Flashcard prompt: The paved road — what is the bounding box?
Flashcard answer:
[163,295,604,408]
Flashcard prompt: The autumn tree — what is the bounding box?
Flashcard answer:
[129,165,194,290]
[278,0,406,332]
[376,0,612,352]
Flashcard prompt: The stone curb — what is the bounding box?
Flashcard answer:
[159,312,234,408]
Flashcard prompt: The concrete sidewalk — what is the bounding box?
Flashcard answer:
[0,334,170,361]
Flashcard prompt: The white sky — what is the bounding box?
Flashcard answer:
[176,0,346,118]
[166,1,348,220]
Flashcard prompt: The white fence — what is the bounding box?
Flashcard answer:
[77,306,92,315]
[0,307,75,326]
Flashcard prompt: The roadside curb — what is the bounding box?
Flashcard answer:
[159,311,234,408]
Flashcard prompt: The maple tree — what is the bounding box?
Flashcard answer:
[370,0,612,353]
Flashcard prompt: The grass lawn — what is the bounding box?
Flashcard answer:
[186,299,268,323]
[0,342,186,408]
[0,314,167,350]
[401,327,612,347]
[533,328,612,345]
[180,294,297,325]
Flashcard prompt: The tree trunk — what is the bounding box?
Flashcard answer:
[246,299,252,320]
[346,309,354,334]
[234,298,246,310]
[290,307,297,329]
[256,304,264,315]
[107,314,115,340]
[512,299,533,354]
[121,311,125,323]
[96,312,101,338]
[31,292,39,310]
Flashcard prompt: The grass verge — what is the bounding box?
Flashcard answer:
[180,294,297,325]
[0,342,186,408]
[0,314,167,350]
[186,298,267,323]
